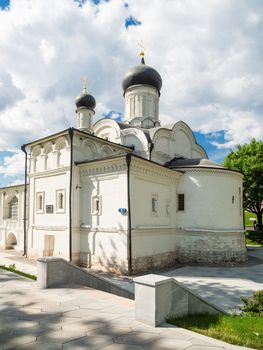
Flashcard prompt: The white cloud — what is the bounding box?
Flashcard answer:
[0,151,24,178]
[39,39,57,65]
[0,0,262,180]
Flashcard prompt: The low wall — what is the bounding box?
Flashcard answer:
[134,274,226,327]
[37,257,134,300]
[131,229,247,273]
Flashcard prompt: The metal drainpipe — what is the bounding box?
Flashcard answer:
[21,145,27,257]
[68,128,74,262]
[126,153,132,275]
[149,142,154,161]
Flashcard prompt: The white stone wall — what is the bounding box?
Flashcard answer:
[27,171,70,259]
[78,158,129,270]
[176,169,244,230]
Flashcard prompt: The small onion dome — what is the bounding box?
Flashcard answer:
[75,93,96,110]
[122,53,162,93]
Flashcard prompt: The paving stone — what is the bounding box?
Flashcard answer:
[99,344,144,350]
[63,335,113,349]
[102,305,134,314]
[159,328,196,340]
[13,324,60,336]
[80,301,114,310]
[0,334,37,349]
[108,316,142,328]
[41,304,79,313]
[144,338,193,350]
[63,309,121,322]
[114,332,160,345]
[9,341,62,349]
[132,324,167,334]
[37,330,86,344]
[61,319,107,332]
[87,326,132,338]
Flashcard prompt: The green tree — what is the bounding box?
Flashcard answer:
[223,139,263,230]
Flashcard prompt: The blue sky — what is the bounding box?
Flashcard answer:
[0,0,262,187]
[0,0,9,10]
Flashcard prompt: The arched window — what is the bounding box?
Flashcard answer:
[9,197,18,219]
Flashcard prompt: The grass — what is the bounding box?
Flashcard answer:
[244,211,257,227]
[0,263,37,281]
[167,313,263,349]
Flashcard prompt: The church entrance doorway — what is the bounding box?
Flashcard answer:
[43,235,55,256]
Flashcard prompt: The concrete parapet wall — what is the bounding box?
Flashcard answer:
[37,257,134,300]
[134,274,226,327]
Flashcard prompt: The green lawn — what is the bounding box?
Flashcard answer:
[0,264,37,281]
[244,211,257,227]
[167,314,263,349]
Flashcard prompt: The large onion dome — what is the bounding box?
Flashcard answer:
[122,53,162,94]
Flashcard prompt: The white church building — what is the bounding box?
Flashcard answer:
[0,53,247,273]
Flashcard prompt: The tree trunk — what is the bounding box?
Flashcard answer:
[256,211,263,231]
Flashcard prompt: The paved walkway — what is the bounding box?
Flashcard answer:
[163,247,263,313]
[1,247,263,314]
[0,269,253,350]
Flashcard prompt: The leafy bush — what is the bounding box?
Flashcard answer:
[246,230,263,245]
[240,290,263,316]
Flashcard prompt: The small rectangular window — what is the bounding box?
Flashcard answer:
[178,194,185,211]
[56,189,65,213]
[36,192,44,214]
[92,195,102,215]
[151,194,158,216]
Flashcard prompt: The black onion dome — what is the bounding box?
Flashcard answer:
[122,58,162,93]
[75,93,96,110]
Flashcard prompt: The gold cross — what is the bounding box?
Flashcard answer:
[137,40,146,58]
[81,76,87,95]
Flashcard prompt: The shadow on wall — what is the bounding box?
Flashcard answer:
[95,222,128,273]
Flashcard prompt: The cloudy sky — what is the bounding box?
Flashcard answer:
[0,0,262,186]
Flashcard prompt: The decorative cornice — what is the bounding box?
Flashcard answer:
[29,167,69,178]
[175,167,243,178]
[79,157,127,176]
[33,225,67,231]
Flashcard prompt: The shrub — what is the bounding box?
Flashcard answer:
[240,290,263,316]
[246,230,263,245]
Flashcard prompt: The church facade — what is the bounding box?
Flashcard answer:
[0,53,247,273]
